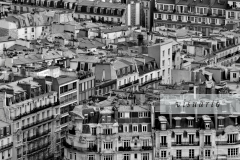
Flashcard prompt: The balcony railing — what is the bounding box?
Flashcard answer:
[27,142,51,154]
[204,142,212,146]
[160,143,168,148]
[27,129,51,142]
[119,79,139,89]
[172,156,199,160]
[13,102,59,121]
[0,142,13,151]
[119,147,131,151]
[216,141,240,145]
[63,141,97,152]
[22,115,54,130]
[172,142,199,146]
[140,76,162,87]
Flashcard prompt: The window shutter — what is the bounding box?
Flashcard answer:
[147,124,151,132]
[138,124,142,132]
[196,130,199,138]
[171,131,175,138]
[183,131,187,138]
[129,124,132,132]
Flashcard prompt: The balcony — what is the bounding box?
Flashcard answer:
[204,142,212,146]
[22,115,54,130]
[142,146,152,150]
[160,143,168,148]
[172,142,199,146]
[119,147,131,151]
[13,102,59,121]
[216,141,240,145]
[63,141,97,152]
[27,129,51,142]
[172,156,199,160]
[0,142,13,151]
[140,76,162,87]
[27,142,51,154]
[119,79,139,89]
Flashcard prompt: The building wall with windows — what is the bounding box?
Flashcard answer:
[0,121,12,160]
[0,77,61,160]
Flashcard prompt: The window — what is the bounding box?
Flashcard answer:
[134,154,137,159]
[162,50,165,57]
[139,112,148,118]
[32,28,34,32]
[189,149,194,158]
[205,123,210,129]
[189,134,194,144]
[88,155,94,160]
[91,127,96,135]
[133,125,138,132]
[104,142,112,149]
[188,120,193,127]
[160,123,166,130]
[123,140,130,147]
[205,150,211,157]
[161,136,167,146]
[70,152,72,159]
[233,73,237,78]
[176,135,182,144]
[142,139,148,146]
[162,60,165,67]
[205,135,211,145]
[104,155,113,160]
[141,153,149,160]
[25,28,27,34]
[168,49,170,55]
[161,151,166,157]
[228,134,237,143]
[123,154,130,160]
[176,150,181,159]
[142,125,147,132]
[124,125,128,132]
[218,119,224,128]
[228,148,238,157]
[103,129,112,135]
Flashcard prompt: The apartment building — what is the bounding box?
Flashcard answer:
[153,94,240,160]
[153,0,227,36]
[148,39,173,84]
[135,55,162,90]
[0,120,12,160]
[0,77,60,160]
[46,75,79,157]
[64,93,153,160]
[226,0,240,26]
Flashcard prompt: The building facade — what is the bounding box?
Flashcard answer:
[0,77,60,160]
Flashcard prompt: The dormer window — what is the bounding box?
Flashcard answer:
[187,117,194,127]
[127,67,130,73]
[107,116,111,123]
[188,120,193,127]
[87,7,90,12]
[205,123,210,129]
[94,7,97,13]
[174,117,181,128]
[218,116,224,129]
